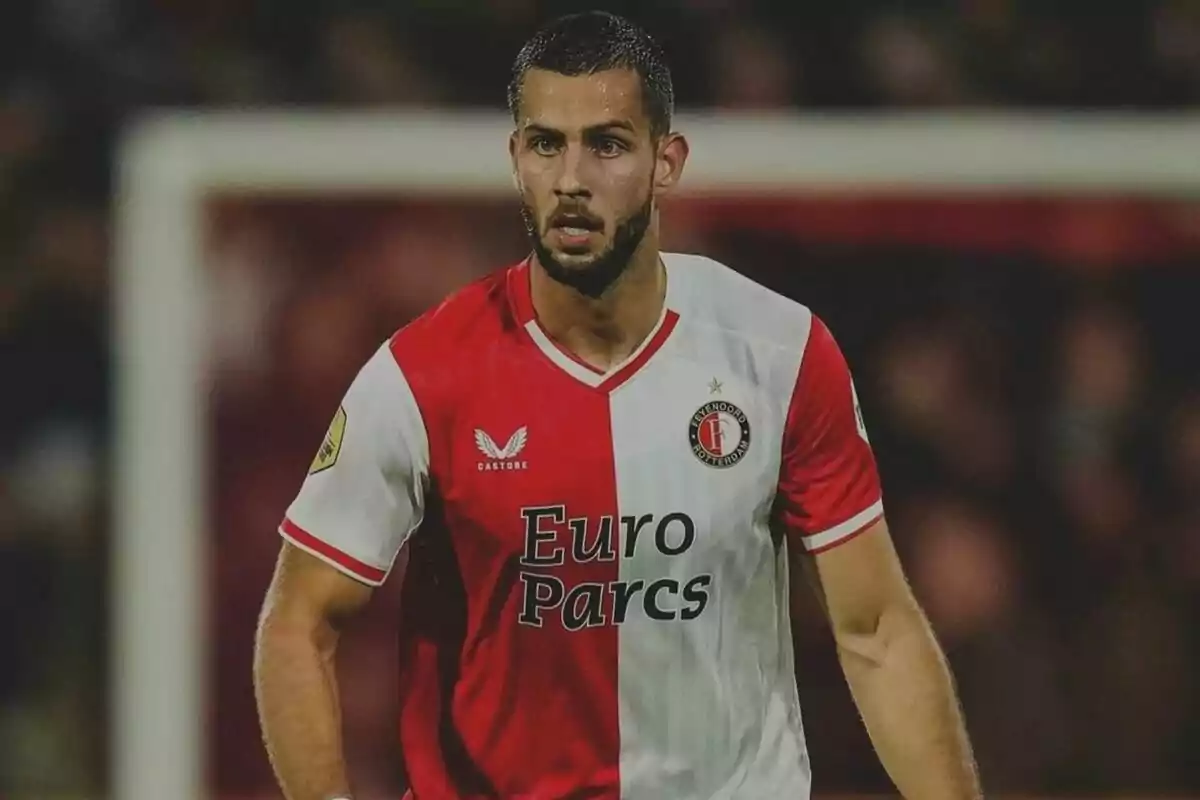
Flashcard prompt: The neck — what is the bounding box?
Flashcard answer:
[529,236,666,372]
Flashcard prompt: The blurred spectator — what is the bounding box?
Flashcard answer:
[876,317,1015,492]
[908,496,1070,791]
[319,12,445,107]
[710,23,798,108]
[861,14,968,105]
[1044,299,1157,614]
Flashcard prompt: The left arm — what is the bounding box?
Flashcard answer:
[775,315,981,799]
[799,518,981,800]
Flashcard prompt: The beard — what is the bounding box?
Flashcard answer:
[522,194,653,299]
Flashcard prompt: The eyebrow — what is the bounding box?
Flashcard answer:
[525,119,637,137]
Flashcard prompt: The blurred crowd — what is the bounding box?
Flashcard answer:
[1,0,1199,796]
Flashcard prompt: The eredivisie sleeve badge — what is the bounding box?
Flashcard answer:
[689,401,751,468]
[309,405,347,475]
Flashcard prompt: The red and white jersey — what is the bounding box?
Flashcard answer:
[281,253,884,799]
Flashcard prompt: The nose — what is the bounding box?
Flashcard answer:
[553,144,591,200]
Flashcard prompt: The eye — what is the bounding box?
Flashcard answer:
[595,137,627,157]
[529,135,559,156]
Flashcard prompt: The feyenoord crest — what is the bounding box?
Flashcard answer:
[689,400,751,468]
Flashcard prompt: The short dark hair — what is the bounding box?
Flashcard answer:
[508,11,674,138]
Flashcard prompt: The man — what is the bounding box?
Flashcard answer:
[254,11,982,800]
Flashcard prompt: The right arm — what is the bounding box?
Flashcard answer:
[254,340,431,800]
[254,543,373,800]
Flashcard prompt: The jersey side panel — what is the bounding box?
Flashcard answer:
[610,255,814,799]
[394,268,625,798]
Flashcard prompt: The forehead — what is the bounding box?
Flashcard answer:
[517,68,648,131]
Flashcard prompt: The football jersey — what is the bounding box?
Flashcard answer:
[280,253,884,800]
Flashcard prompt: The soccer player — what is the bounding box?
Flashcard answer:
[254,11,982,800]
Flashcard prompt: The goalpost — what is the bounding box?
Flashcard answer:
[113,109,1200,800]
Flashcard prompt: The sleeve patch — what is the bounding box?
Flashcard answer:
[851,380,870,443]
[309,405,347,475]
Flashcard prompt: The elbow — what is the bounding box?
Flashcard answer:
[833,596,927,670]
[834,624,888,671]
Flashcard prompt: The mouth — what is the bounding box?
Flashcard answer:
[548,212,602,252]
[550,212,602,234]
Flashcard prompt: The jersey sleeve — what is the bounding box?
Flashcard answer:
[279,342,430,586]
[773,315,884,555]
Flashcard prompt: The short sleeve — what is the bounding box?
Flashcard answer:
[279,342,430,586]
[773,315,884,554]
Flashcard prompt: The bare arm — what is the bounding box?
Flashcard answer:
[799,518,982,800]
[254,542,374,800]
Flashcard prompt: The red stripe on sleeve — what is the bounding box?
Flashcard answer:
[806,511,884,555]
[279,517,387,584]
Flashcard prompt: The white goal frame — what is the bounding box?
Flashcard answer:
[114,109,1200,800]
